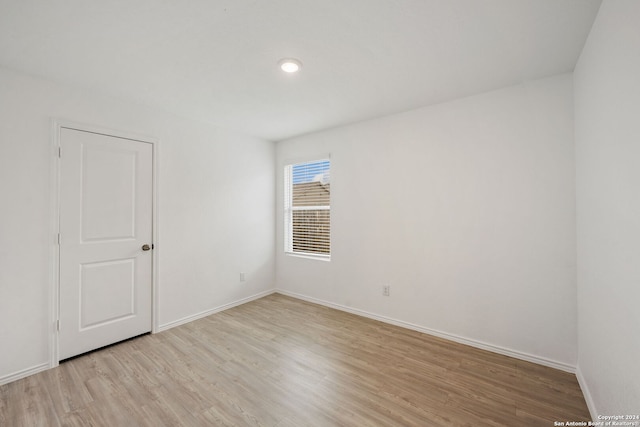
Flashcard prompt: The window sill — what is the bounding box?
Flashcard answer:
[285,252,331,262]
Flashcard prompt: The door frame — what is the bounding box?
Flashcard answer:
[49,119,160,367]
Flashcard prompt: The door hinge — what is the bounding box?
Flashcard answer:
[57,233,61,245]
[56,320,60,331]
[58,146,61,158]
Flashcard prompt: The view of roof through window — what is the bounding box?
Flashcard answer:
[292,160,330,185]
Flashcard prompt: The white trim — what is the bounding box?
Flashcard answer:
[576,365,598,421]
[0,363,50,386]
[50,119,160,366]
[53,119,158,144]
[156,290,276,332]
[285,252,331,262]
[291,206,330,211]
[275,289,576,373]
[49,120,62,369]
[151,131,160,334]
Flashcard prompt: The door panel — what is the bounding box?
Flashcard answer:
[80,258,135,329]
[81,146,137,241]
[59,127,153,360]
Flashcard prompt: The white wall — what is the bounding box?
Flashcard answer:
[276,74,577,368]
[0,66,275,383]
[574,0,640,416]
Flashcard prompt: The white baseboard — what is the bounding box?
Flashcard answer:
[275,289,576,373]
[576,365,598,421]
[2,289,578,389]
[157,289,276,332]
[0,362,50,386]
[1,290,275,386]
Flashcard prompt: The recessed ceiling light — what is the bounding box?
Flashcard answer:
[279,58,302,73]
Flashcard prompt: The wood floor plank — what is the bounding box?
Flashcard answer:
[0,293,590,426]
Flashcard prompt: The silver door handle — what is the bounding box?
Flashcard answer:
[142,244,151,251]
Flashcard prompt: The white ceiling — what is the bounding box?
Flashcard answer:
[0,0,601,141]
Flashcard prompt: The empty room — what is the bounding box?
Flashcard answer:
[1,0,638,425]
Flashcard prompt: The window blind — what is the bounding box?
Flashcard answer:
[284,159,331,257]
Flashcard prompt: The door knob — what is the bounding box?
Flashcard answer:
[142,244,151,251]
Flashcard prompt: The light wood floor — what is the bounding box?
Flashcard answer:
[1,293,590,426]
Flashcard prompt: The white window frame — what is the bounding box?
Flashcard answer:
[284,158,331,260]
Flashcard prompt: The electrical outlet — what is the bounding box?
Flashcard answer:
[383,285,390,296]
[240,272,246,282]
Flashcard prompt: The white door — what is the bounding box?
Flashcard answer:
[58,127,153,360]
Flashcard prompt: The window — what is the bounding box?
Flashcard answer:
[284,159,331,258]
